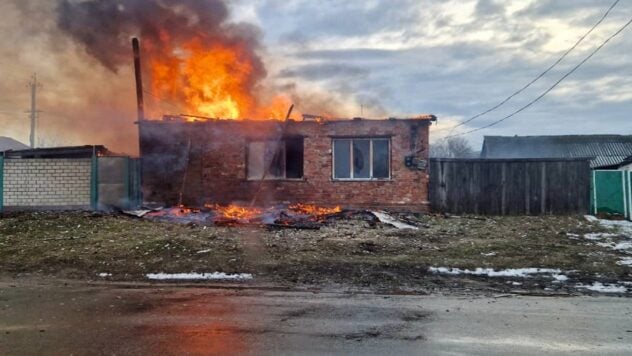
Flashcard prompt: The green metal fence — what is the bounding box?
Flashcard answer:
[591,170,632,220]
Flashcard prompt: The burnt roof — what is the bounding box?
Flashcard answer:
[481,135,632,168]
[156,115,437,123]
[3,145,109,159]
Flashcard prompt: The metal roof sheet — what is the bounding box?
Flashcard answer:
[481,135,632,168]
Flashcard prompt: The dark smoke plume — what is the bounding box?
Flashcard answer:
[57,0,261,71]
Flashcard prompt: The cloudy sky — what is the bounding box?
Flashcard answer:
[0,0,631,154]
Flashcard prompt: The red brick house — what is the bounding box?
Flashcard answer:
[139,115,436,211]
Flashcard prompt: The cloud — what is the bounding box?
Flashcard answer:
[254,0,632,149]
[0,0,630,154]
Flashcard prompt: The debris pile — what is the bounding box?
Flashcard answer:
[127,204,418,230]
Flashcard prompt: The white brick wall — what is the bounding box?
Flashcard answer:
[2,159,92,207]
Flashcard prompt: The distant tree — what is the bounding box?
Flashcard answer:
[430,137,477,158]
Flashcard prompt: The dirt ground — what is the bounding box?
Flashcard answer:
[0,211,630,295]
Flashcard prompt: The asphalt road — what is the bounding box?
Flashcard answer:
[0,279,631,355]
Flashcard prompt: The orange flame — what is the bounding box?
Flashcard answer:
[289,204,342,216]
[147,37,299,121]
[205,204,262,220]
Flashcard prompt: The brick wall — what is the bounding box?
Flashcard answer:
[141,118,434,211]
[2,159,92,208]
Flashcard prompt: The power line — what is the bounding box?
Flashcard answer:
[445,15,632,138]
[444,0,621,133]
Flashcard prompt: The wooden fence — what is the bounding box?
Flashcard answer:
[429,158,591,215]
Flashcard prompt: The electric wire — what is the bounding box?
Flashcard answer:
[445,16,632,138]
[444,0,622,134]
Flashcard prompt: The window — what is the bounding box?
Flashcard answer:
[247,137,303,180]
[332,138,390,180]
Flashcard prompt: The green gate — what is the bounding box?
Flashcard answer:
[591,170,632,220]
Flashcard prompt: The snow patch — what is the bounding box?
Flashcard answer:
[566,233,580,240]
[585,216,632,237]
[428,267,562,278]
[552,274,568,282]
[97,273,111,278]
[596,241,632,251]
[617,257,632,266]
[481,252,497,257]
[576,282,627,293]
[196,249,212,254]
[146,272,253,281]
[583,233,617,241]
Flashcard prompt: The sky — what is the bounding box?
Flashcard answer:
[0,0,630,154]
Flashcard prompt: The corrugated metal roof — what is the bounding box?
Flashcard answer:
[481,135,632,168]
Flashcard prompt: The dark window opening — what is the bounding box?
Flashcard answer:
[247,137,304,180]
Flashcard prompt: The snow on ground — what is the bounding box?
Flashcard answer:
[583,233,618,241]
[428,267,563,278]
[146,272,253,281]
[585,216,632,236]
[97,273,111,278]
[617,257,632,266]
[582,216,632,257]
[596,241,632,251]
[552,274,568,282]
[575,282,628,293]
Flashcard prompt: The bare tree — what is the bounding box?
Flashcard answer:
[430,137,477,158]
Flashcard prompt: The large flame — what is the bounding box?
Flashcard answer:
[147,37,296,121]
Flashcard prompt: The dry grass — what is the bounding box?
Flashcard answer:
[0,211,629,292]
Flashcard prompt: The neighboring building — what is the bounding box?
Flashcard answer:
[140,115,436,211]
[0,146,140,211]
[481,135,632,169]
[0,136,29,152]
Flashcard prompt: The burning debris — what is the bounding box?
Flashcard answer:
[141,204,344,228]
[136,204,421,231]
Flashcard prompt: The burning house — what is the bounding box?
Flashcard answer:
[140,114,436,212]
[53,1,438,214]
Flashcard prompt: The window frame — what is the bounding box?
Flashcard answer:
[331,137,391,181]
[246,138,304,181]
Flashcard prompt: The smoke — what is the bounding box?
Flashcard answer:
[57,0,269,118]
[57,0,239,71]
[0,0,384,156]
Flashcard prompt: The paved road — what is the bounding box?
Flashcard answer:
[0,279,631,355]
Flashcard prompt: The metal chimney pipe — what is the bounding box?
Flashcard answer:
[132,38,144,122]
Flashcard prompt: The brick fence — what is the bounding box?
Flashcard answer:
[0,156,141,211]
[1,159,92,209]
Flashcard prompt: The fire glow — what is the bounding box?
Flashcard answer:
[146,37,297,121]
[146,203,343,227]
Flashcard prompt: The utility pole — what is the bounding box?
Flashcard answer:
[28,74,41,148]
